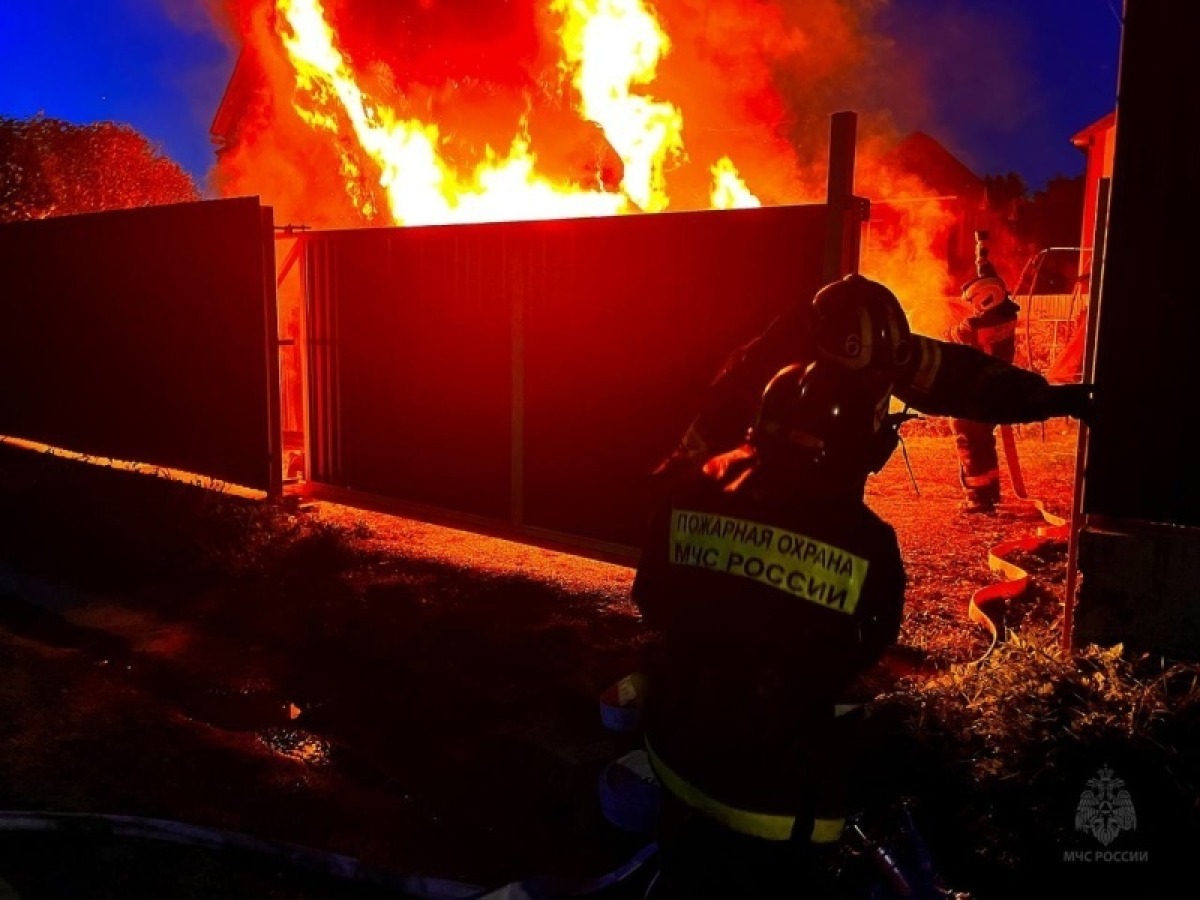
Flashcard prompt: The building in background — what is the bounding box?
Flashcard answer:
[872,131,997,284]
[1043,111,1116,384]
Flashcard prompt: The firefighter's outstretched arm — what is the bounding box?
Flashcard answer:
[894,334,1095,425]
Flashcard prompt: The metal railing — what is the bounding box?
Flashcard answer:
[1012,246,1092,373]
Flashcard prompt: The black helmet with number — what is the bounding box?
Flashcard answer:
[811,274,914,377]
[749,360,898,479]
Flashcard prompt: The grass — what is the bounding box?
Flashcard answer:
[858,618,1200,894]
[0,442,371,591]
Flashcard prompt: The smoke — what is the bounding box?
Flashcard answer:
[854,1,1037,177]
[155,0,229,34]
[210,1,369,226]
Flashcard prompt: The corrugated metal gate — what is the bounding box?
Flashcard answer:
[0,197,281,494]
[302,205,829,550]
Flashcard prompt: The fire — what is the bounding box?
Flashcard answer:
[274,0,767,225]
[855,145,967,332]
[552,0,684,213]
[710,157,762,210]
[217,0,990,312]
[278,0,628,225]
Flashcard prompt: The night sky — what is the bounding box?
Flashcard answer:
[0,0,1122,193]
[0,0,233,187]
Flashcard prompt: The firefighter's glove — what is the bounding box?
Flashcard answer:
[1033,382,1095,425]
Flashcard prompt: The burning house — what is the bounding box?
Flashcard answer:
[209,0,805,225]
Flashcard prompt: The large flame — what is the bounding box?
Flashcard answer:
[710,156,762,210]
[278,0,631,224]
[274,0,759,224]
[552,0,683,213]
[215,0,1011,315]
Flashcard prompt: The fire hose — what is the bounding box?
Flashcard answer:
[966,425,1069,658]
[956,230,1071,657]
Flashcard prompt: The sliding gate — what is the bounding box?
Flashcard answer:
[302,205,830,550]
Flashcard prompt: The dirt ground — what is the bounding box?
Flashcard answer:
[0,419,1173,898]
[870,418,1078,662]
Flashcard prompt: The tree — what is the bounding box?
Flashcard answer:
[980,171,1085,290]
[983,171,1030,226]
[0,115,200,222]
[1022,175,1085,250]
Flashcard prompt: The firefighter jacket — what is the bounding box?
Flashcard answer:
[661,301,1056,472]
[946,297,1021,364]
[632,446,906,819]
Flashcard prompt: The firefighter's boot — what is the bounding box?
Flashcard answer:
[960,469,1001,513]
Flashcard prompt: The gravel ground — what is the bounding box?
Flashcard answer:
[306,417,1083,667]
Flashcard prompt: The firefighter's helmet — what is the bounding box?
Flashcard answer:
[811,274,914,374]
[750,361,896,475]
[961,274,1008,315]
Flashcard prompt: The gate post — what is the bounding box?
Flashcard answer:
[261,205,284,499]
[823,110,869,283]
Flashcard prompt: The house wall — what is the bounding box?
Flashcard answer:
[1076,114,1117,257]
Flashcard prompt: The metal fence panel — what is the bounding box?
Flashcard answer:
[521,206,828,546]
[305,205,828,548]
[305,226,514,519]
[0,197,280,492]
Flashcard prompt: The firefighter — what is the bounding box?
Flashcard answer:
[655,272,1093,482]
[634,361,911,899]
[945,237,1023,512]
